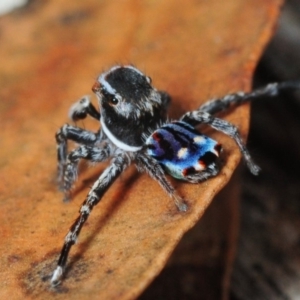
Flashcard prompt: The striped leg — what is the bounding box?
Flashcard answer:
[63,143,111,199]
[199,81,300,115]
[136,153,188,212]
[55,124,99,188]
[51,151,131,286]
[181,111,260,175]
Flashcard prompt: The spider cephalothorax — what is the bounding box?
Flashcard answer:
[93,65,170,150]
[52,65,300,286]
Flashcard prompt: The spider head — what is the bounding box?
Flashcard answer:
[93,66,169,150]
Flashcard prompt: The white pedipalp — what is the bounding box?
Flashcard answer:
[68,95,91,120]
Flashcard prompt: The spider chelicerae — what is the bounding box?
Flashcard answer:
[51,65,300,285]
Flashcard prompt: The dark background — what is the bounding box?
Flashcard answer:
[232,0,300,298]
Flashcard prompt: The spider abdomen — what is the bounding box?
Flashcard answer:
[146,121,222,181]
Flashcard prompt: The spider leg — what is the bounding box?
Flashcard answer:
[55,124,100,187]
[136,152,188,212]
[63,142,111,199]
[180,111,260,175]
[199,81,300,115]
[158,91,171,108]
[68,95,100,121]
[51,151,130,286]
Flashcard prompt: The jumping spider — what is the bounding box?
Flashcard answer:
[51,65,300,285]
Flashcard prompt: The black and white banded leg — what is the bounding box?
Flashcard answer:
[199,81,300,115]
[181,111,260,175]
[51,151,131,286]
[136,153,188,212]
[63,142,112,199]
[55,125,99,188]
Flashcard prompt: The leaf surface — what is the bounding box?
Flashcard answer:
[0,0,283,299]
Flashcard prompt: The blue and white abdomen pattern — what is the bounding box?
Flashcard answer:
[146,121,222,181]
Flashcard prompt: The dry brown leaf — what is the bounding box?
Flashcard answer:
[141,169,242,299]
[0,0,283,299]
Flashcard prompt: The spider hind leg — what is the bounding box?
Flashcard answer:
[136,153,188,212]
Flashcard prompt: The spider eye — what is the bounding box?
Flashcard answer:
[102,89,119,106]
[109,97,119,105]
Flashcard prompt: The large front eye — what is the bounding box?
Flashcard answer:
[109,97,119,105]
[102,89,119,106]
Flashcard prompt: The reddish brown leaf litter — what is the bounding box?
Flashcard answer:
[0,0,283,299]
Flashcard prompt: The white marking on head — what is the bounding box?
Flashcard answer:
[98,65,147,96]
[99,75,117,95]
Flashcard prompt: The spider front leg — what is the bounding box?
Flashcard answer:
[51,151,131,286]
[63,142,111,200]
[136,153,188,212]
[181,111,260,175]
[55,124,99,189]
